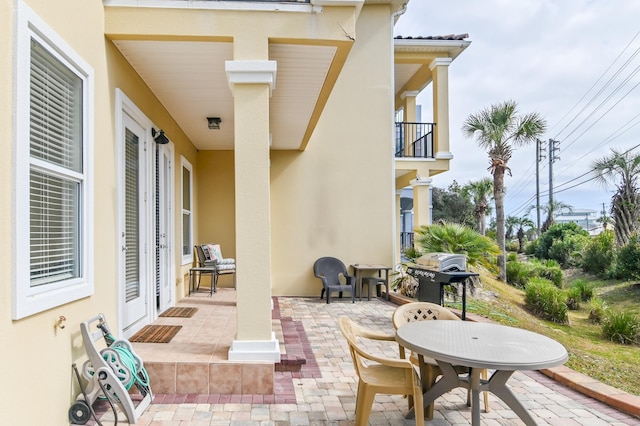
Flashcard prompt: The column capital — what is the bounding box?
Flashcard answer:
[429,57,452,71]
[225,60,277,95]
[401,90,420,100]
[410,177,432,186]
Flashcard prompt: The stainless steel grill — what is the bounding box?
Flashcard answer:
[406,252,476,319]
[414,252,467,272]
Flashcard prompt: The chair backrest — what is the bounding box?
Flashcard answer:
[313,257,347,286]
[339,317,378,375]
[392,301,460,330]
[194,245,207,266]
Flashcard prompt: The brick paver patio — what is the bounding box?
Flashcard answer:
[95,295,639,425]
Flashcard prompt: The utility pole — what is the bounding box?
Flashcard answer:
[548,139,560,219]
[535,139,546,235]
[601,202,609,231]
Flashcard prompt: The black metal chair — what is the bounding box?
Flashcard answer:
[313,257,355,304]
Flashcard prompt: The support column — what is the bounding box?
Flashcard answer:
[225,59,279,361]
[395,189,402,263]
[430,58,453,160]
[401,90,419,122]
[400,91,419,156]
[411,178,432,246]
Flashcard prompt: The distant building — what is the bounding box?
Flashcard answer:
[554,208,603,235]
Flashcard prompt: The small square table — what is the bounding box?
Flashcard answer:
[351,264,391,301]
[189,267,217,295]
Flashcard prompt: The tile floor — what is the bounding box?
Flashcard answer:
[92,289,639,425]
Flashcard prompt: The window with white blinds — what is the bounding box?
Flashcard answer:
[13,1,94,319]
[181,158,193,264]
[29,39,82,287]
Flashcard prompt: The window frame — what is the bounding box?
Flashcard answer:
[180,157,194,265]
[13,2,94,319]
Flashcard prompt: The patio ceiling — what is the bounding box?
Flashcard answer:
[111,32,469,152]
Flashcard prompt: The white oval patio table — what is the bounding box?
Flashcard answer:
[395,320,568,426]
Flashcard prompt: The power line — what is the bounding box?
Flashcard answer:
[548,29,640,137]
[507,143,640,217]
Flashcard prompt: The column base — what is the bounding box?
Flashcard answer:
[228,332,281,362]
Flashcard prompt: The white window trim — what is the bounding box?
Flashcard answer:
[181,157,194,265]
[13,1,94,319]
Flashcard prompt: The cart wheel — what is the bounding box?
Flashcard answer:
[69,401,91,424]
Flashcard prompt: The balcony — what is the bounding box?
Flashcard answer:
[395,122,435,158]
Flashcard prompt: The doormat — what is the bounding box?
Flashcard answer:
[159,307,198,318]
[129,325,182,343]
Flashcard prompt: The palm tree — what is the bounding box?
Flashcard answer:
[505,215,519,240]
[592,148,640,246]
[461,178,493,235]
[462,100,547,281]
[514,216,535,252]
[596,214,612,231]
[414,222,500,273]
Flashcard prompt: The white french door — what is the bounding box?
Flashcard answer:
[121,113,148,330]
[117,90,176,336]
[156,145,174,313]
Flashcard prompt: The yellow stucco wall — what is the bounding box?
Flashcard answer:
[196,150,237,289]
[270,4,395,297]
[0,1,198,423]
[1,1,117,423]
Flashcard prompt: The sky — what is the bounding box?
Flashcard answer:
[394,0,640,223]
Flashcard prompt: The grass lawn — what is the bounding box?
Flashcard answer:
[444,269,640,396]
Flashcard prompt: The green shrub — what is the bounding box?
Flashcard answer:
[535,222,589,265]
[506,258,563,288]
[535,258,561,268]
[507,252,518,262]
[588,297,607,324]
[506,261,533,288]
[529,258,563,287]
[402,247,421,262]
[525,278,568,323]
[571,278,594,301]
[547,233,589,267]
[581,230,615,276]
[506,240,520,253]
[601,310,640,344]
[615,234,640,281]
[534,264,563,287]
[414,222,500,272]
[524,239,538,256]
[565,286,582,310]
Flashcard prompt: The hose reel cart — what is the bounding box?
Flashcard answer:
[69,314,153,424]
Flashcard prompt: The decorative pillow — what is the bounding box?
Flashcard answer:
[201,244,211,261]
[207,244,223,261]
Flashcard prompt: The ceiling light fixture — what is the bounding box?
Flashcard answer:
[207,117,222,130]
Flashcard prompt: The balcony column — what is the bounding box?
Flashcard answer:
[225,57,279,361]
[401,90,419,122]
[411,177,432,248]
[400,91,419,156]
[430,58,453,160]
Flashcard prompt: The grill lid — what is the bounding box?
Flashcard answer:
[414,252,467,272]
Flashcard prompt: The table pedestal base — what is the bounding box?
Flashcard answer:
[408,360,538,426]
